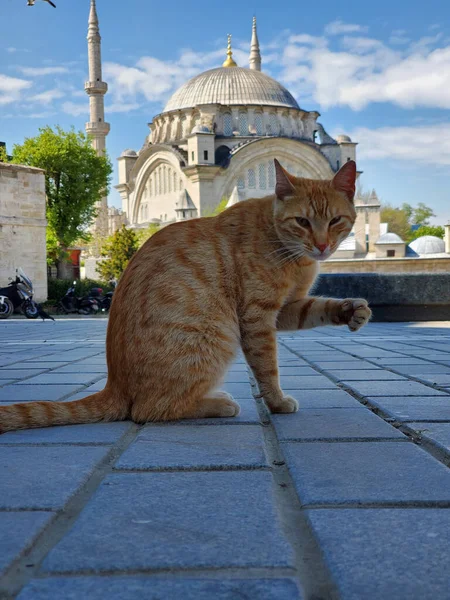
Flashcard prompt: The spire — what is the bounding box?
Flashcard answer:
[222,34,237,68]
[88,0,99,40]
[249,16,261,71]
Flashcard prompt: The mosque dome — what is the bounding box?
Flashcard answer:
[375,232,405,244]
[163,67,300,112]
[336,134,352,143]
[120,149,137,157]
[409,235,445,255]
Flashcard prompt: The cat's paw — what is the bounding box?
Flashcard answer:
[339,298,372,332]
[214,392,241,417]
[269,395,299,414]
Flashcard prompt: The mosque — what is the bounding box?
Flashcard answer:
[84,0,449,266]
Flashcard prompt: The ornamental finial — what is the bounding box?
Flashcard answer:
[222,34,238,68]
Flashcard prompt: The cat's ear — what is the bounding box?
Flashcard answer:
[274,159,296,200]
[332,160,356,202]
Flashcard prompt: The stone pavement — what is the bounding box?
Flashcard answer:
[0,319,449,600]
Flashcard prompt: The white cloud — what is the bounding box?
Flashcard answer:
[0,73,32,105]
[30,88,65,104]
[7,47,17,54]
[18,66,69,76]
[107,102,141,113]
[346,124,450,165]
[324,20,368,36]
[61,101,88,116]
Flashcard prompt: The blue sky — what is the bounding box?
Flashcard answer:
[1,0,450,224]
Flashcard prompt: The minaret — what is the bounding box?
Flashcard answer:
[249,16,261,71]
[85,0,110,235]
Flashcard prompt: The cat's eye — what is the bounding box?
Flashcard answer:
[295,217,310,228]
[329,216,342,226]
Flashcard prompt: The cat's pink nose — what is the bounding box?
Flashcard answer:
[316,243,328,253]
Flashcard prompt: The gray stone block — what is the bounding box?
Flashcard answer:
[309,361,379,370]
[0,369,47,380]
[223,370,250,383]
[0,511,54,576]
[82,378,107,392]
[371,357,431,366]
[0,422,133,445]
[115,425,268,470]
[281,441,450,505]
[306,509,450,600]
[220,382,254,398]
[18,577,303,600]
[51,364,107,374]
[0,384,83,402]
[344,380,447,397]
[413,373,450,385]
[281,376,337,389]
[19,361,70,369]
[272,408,406,441]
[42,471,294,573]
[0,446,109,509]
[406,423,450,455]
[392,365,450,375]
[367,397,450,422]
[293,390,365,409]
[278,366,320,376]
[17,373,101,385]
[324,370,405,382]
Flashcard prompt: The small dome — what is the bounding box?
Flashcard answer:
[336,134,352,143]
[375,232,405,244]
[191,124,212,134]
[163,67,300,112]
[409,235,445,255]
[121,149,137,157]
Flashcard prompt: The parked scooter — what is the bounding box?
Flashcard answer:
[0,268,40,320]
[56,281,99,315]
[88,280,116,313]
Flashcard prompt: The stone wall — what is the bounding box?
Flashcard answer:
[321,256,450,274]
[0,163,48,301]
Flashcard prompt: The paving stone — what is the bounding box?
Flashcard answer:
[406,423,450,455]
[82,378,107,392]
[392,365,450,375]
[324,370,405,382]
[413,373,450,385]
[272,408,406,441]
[292,389,365,409]
[223,371,250,383]
[0,384,83,402]
[371,357,433,366]
[42,471,294,573]
[344,380,447,397]
[18,577,303,600]
[0,446,110,509]
[0,422,133,445]
[367,397,450,422]
[115,425,268,470]
[309,361,380,370]
[281,376,337,389]
[281,441,450,506]
[278,366,320,376]
[306,509,450,600]
[220,382,254,398]
[0,512,55,576]
[293,351,354,361]
[18,361,70,369]
[17,373,102,385]
[0,369,47,380]
[50,364,107,374]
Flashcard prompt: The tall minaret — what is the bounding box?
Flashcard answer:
[85,0,110,235]
[249,16,261,71]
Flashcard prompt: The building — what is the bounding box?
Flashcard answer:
[115,22,357,229]
[0,163,47,301]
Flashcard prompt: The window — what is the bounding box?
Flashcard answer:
[173,172,177,191]
[336,160,340,170]
[223,113,233,136]
[163,166,167,193]
[268,160,275,189]
[237,177,245,190]
[239,112,248,135]
[269,113,278,135]
[248,168,256,188]
[387,249,395,257]
[258,163,266,189]
[204,150,208,161]
[254,113,263,135]
[191,151,195,162]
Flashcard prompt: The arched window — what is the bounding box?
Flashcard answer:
[223,113,233,136]
[268,160,275,189]
[248,168,256,188]
[237,177,245,190]
[258,163,267,189]
[269,113,278,135]
[239,112,248,135]
[163,166,167,193]
[254,113,263,135]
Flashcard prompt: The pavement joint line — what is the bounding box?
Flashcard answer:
[278,339,450,470]
[249,368,340,600]
[298,501,450,509]
[111,465,271,473]
[0,423,142,599]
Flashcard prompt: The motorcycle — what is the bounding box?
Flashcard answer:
[0,268,40,320]
[88,286,114,313]
[56,281,99,315]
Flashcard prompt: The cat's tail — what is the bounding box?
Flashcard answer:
[0,390,128,434]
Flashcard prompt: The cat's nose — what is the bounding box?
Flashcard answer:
[316,243,328,253]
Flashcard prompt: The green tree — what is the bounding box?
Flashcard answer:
[97,226,139,281]
[136,222,161,247]
[409,225,444,241]
[0,144,8,163]
[11,126,112,277]
[380,204,411,241]
[411,203,435,227]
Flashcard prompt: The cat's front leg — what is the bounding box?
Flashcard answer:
[240,322,298,414]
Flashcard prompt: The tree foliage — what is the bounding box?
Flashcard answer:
[381,201,438,243]
[136,222,161,247]
[380,204,411,241]
[11,126,112,267]
[409,225,445,241]
[97,226,139,281]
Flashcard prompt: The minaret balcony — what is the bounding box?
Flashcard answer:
[85,81,108,94]
[86,121,111,136]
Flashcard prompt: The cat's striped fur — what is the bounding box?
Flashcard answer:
[0,159,371,433]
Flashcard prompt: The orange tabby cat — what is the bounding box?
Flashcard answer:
[0,159,371,433]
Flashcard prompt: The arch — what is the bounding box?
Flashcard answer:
[215,145,231,167]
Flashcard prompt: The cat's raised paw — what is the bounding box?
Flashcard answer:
[340,298,372,332]
[269,395,299,414]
